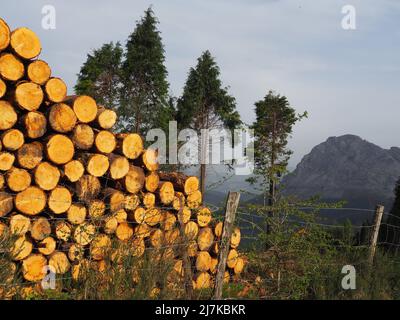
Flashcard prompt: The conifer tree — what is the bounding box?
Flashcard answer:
[119,7,170,134]
[177,50,241,195]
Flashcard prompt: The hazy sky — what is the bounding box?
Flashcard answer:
[2,0,400,167]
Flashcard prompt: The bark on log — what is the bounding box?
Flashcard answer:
[27,60,51,85]
[10,27,42,59]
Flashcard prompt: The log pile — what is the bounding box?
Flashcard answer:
[0,18,245,296]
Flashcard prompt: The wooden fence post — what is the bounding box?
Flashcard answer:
[213,191,240,300]
[368,205,384,266]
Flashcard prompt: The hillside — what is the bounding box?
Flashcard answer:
[282,134,400,209]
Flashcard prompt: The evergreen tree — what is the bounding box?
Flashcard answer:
[249,91,306,233]
[120,7,170,134]
[176,50,241,195]
[379,177,400,252]
[75,42,123,110]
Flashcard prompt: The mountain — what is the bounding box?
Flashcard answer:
[282,134,400,210]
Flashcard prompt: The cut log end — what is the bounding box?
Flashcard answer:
[23,111,47,139]
[22,254,47,282]
[97,108,117,129]
[17,142,43,169]
[0,18,10,51]
[48,186,72,214]
[71,95,98,123]
[45,78,67,103]
[72,124,95,150]
[2,129,24,151]
[15,82,44,111]
[95,130,116,154]
[0,101,17,130]
[27,60,51,85]
[118,133,143,160]
[0,53,24,81]
[15,187,46,216]
[10,27,42,59]
[46,134,75,165]
[49,103,77,133]
[63,160,84,182]
[31,217,51,241]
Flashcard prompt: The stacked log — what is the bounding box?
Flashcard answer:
[0,18,245,296]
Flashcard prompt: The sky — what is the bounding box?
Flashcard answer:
[2,0,400,168]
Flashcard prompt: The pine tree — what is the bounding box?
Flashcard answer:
[249,91,306,233]
[379,177,400,251]
[176,50,241,195]
[75,42,123,110]
[120,7,170,134]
